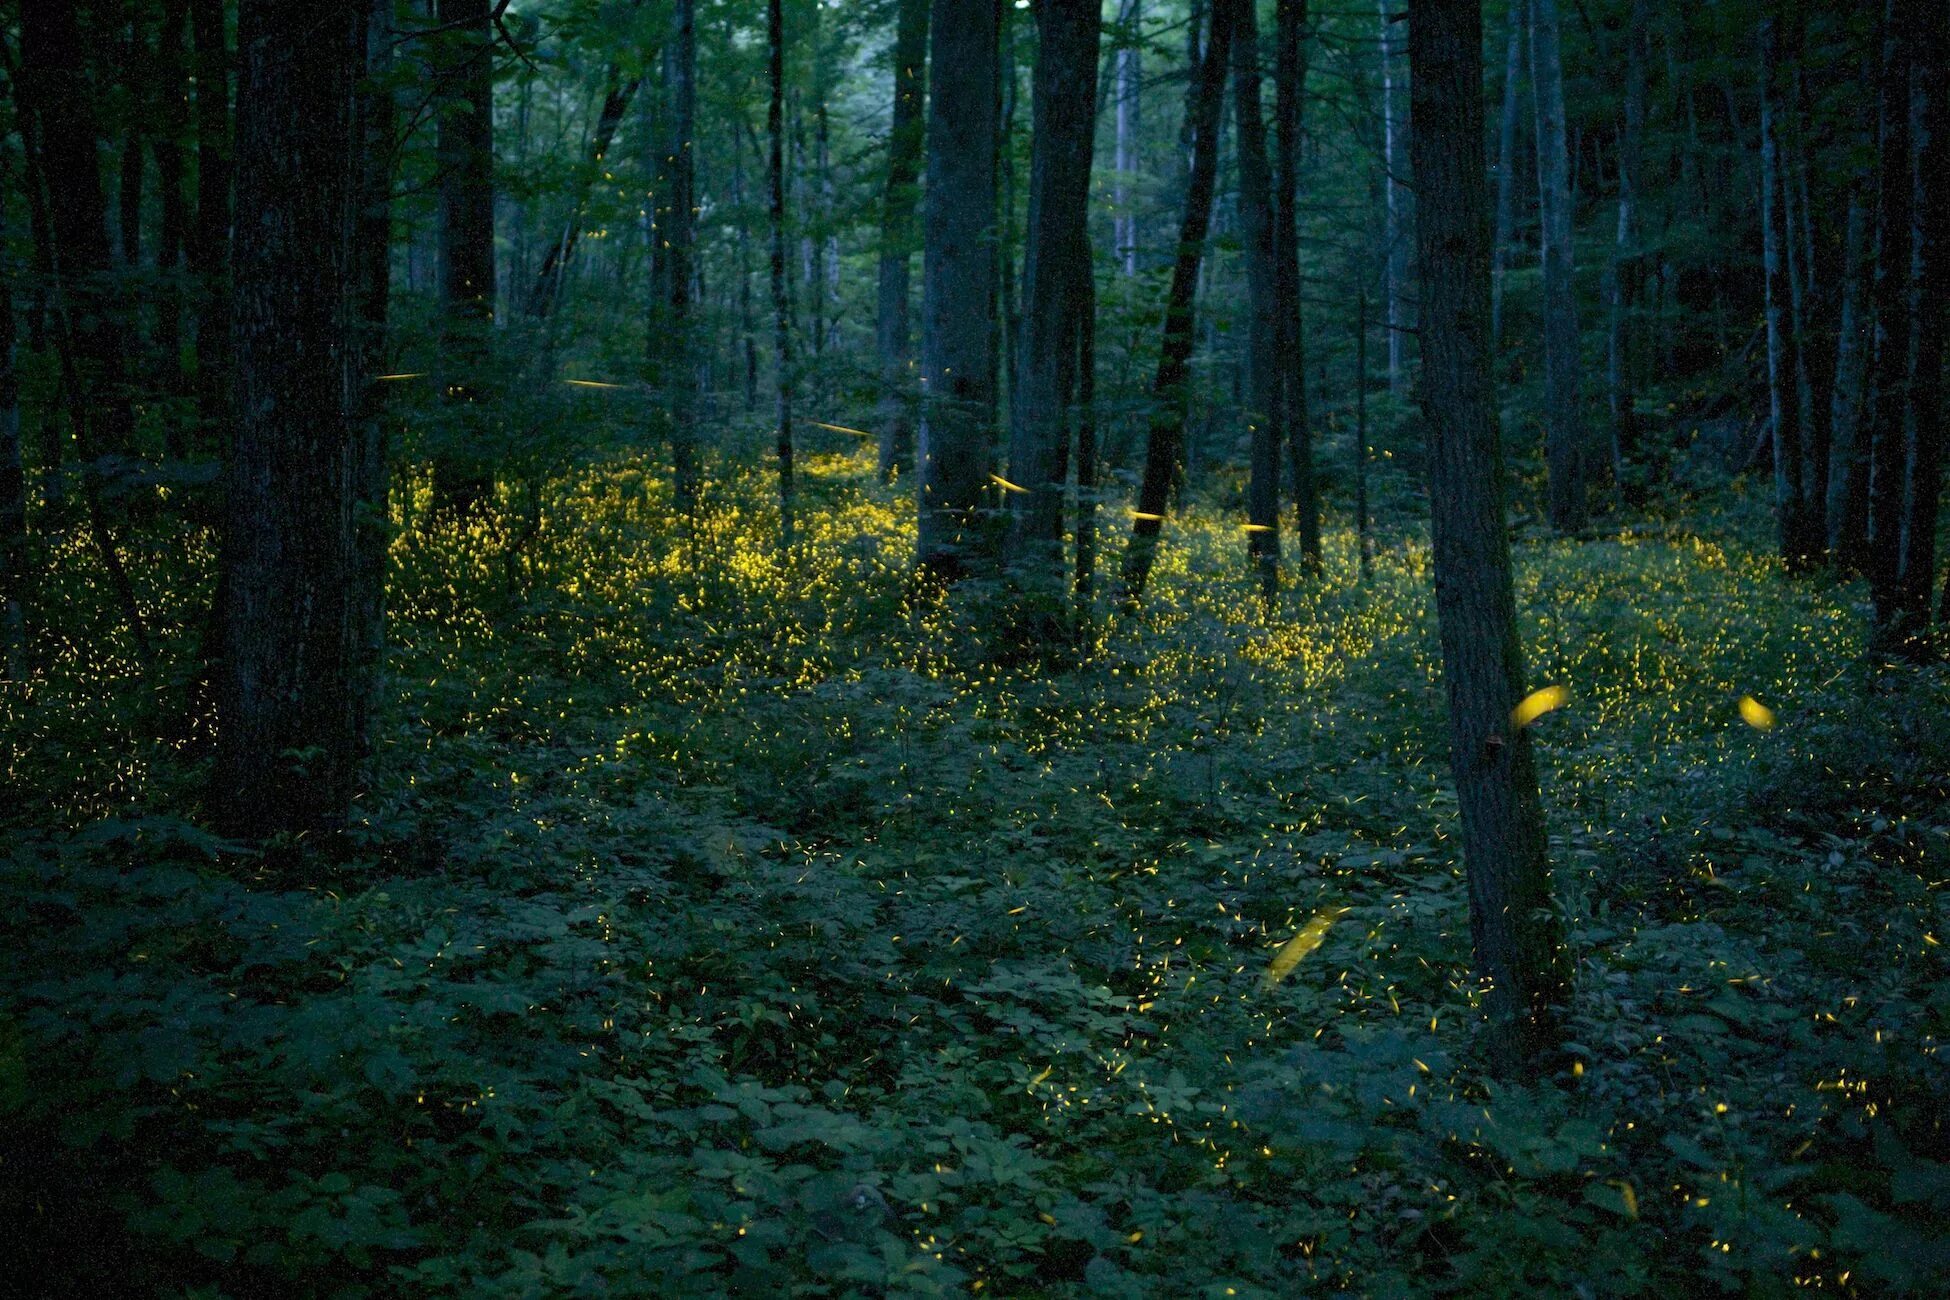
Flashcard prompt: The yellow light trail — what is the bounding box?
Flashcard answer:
[990,474,1030,494]
[1511,684,1570,730]
[809,420,875,438]
[564,378,625,389]
[375,372,426,381]
[1261,906,1349,989]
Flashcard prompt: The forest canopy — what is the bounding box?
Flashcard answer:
[1,0,1947,1295]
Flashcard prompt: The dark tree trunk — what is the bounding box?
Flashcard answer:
[1380,0,1410,393]
[875,0,929,479]
[1113,0,1141,275]
[1866,0,1915,619]
[1759,15,1817,568]
[213,0,364,839]
[1227,0,1282,604]
[662,0,700,511]
[1355,286,1372,578]
[0,161,22,681]
[351,0,397,752]
[1897,10,1946,632]
[1118,0,1232,607]
[1006,0,1100,588]
[1490,0,1525,346]
[1409,0,1565,1065]
[769,0,796,546]
[1825,184,1872,558]
[1073,256,1098,605]
[732,125,759,412]
[526,74,641,319]
[189,0,232,451]
[432,0,497,517]
[916,0,1001,576]
[1275,0,1319,572]
[1604,0,1646,483]
[1531,0,1585,531]
[20,0,136,462]
[119,18,146,273]
[154,0,192,434]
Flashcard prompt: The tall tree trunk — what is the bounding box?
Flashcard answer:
[1275,0,1319,571]
[1227,0,1282,604]
[431,0,498,517]
[917,0,1001,577]
[154,0,192,437]
[1006,0,1100,589]
[213,0,363,839]
[733,125,759,413]
[1897,11,1946,632]
[351,0,397,752]
[875,0,929,479]
[1604,0,1646,484]
[1759,16,1815,568]
[0,159,22,681]
[1490,0,1525,346]
[662,0,699,511]
[1354,285,1372,578]
[1825,185,1872,558]
[1073,256,1099,605]
[20,0,136,463]
[526,73,641,319]
[1380,1,1411,393]
[769,0,796,546]
[189,0,231,452]
[1530,0,1585,531]
[1118,0,1232,607]
[119,19,146,272]
[1865,0,1915,619]
[1409,0,1564,1066]
[1113,0,1142,275]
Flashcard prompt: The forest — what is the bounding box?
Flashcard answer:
[1,0,1947,1293]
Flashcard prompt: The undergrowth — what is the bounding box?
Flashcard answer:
[3,449,1947,1297]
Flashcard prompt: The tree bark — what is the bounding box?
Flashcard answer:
[1113,0,1142,275]
[1604,0,1646,485]
[0,158,22,681]
[1759,15,1817,568]
[1866,0,1915,619]
[661,0,700,511]
[1118,0,1232,607]
[213,0,364,838]
[189,0,231,451]
[154,0,192,433]
[1530,0,1585,531]
[1490,0,1525,347]
[1824,185,1872,559]
[351,0,397,753]
[1006,0,1100,588]
[1896,9,1946,632]
[917,0,1001,577]
[431,0,498,517]
[1227,0,1282,604]
[875,0,929,479]
[1275,0,1319,572]
[1380,0,1410,393]
[769,0,796,547]
[1408,0,1565,1065]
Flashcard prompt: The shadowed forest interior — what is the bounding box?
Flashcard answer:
[2,0,1949,1294]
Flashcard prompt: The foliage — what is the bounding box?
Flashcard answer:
[5,453,1947,1296]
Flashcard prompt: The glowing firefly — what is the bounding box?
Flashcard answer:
[1737,694,1776,730]
[1511,684,1570,730]
[1261,906,1349,989]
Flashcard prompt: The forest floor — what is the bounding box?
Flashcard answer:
[4,449,1949,1297]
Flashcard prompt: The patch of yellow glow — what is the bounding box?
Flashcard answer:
[1261,906,1349,989]
[375,372,426,381]
[564,378,625,389]
[1511,684,1570,730]
[1737,694,1776,730]
[810,420,875,438]
[990,474,1030,495]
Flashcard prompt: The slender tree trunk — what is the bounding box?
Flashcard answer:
[662,0,699,511]
[0,161,22,681]
[1897,12,1946,631]
[1825,185,1872,558]
[1759,16,1818,568]
[1007,0,1100,590]
[154,0,192,436]
[917,0,1001,576]
[1409,0,1564,1066]
[1490,0,1525,347]
[189,0,231,452]
[1227,0,1282,604]
[20,0,136,463]
[1113,0,1142,275]
[1275,0,1319,571]
[213,0,364,839]
[1604,0,1646,485]
[733,126,759,412]
[1354,285,1372,579]
[351,0,396,755]
[1380,0,1410,393]
[1530,0,1585,531]
[526,73,641,319]
[769,0,796,547]
[1073,257,1099,605]
[875,0,929,479]
[432,0,498,516]
[1865,0,1915,619]
[1118,0,1232,607]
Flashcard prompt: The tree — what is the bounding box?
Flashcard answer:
[0,152,20,681]
[1604,0,1647,485]
[1112,0,1142,276]
[1118,0,1232,607]
[1759,12,1819,569]
[1489,0,1525,347]
[432,0,498,517]
[875,0,929,480]
[1409,0,1565,1062]
[769,0,796,546]
[189,0,232,447]
[661,0,700,511]
[213,0,365,838]
[1896,7,1945,633]
[1378,0,1410,394]
[1530,0,1585,532]
[1227,0,1282,603]
[916,0,1001,577]
[1005,0,1100,589]
[1274,0,1319,571]
[1865,0,1915,622]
